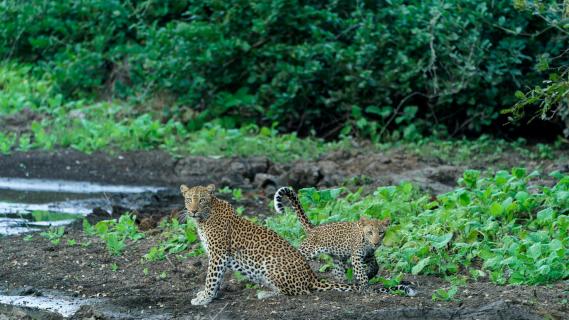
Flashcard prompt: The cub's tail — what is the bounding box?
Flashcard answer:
[373,282,417,297]
[274,187,313,230]
[311,279,353,292]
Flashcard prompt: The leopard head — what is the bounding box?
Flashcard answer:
[360,216,390,247]
[180,184,216,221]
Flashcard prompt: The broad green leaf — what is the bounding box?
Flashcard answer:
[537,208,554,223]
[512,167,526,179]
[412,257,431,275]
[549,239,563,252]
[489,202,503,217]
[528,243,542,260]
[427,233,453,249]
[382,226,402,246]
[459,192,470,206]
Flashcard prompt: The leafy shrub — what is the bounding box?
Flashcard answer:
[267,169,569,285]
[0,62,62,114]
[143,218,200,262]
[1,1,566,137]
[40,226,65,245]
[503,1,569,137]
[83,213,144,255]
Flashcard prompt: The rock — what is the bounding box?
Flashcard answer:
[253,173,280,189]
[220,174,248,188]
[279,162,322,188]
[70,305,105,320]
[316,160,343,187]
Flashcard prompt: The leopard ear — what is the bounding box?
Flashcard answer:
[206,184,216,193]
[381,218,391,225]
[360,216,369,222]
[180,184,190,194]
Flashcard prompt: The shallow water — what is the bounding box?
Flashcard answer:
[0,177,163,193]
[0,293,88,317]
[0,177,163,235]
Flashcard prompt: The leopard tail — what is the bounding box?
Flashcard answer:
[311,279,353,292]
[274,187,313,230]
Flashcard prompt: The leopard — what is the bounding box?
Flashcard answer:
[180,184,356,306]
[274,186,416,296]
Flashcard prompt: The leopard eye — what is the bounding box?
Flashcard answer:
[199,198,206,204]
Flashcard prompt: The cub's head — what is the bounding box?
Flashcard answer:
[360,217,390,246]
[180,184,216,221]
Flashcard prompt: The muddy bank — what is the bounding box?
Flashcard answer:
[1,229,567,320]
[2,147,566,196]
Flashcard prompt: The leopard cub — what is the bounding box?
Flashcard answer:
[274,187,415,296]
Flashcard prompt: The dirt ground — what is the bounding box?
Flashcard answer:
[1,147,568,319]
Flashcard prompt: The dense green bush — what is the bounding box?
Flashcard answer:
[504,1,568,137]
[1,0,565,137]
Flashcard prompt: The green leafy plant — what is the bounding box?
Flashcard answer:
[83,213,144,255]
[143,218,199,262]
[40,226,65,245]
[219,187,244,201]
[0,133,16,155]
[432,286,459,302]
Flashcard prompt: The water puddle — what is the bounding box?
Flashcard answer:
[0,177,163,193]
[0,177,164,236]
[0,293,89,318]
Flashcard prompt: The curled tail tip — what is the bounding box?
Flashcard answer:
[273,187,294,214]
[406,287,417,297]
[275,186,291,193]
[401,284,417,296]
[376,284,417,297]
[275,186,294,197]
[274,199,285,214]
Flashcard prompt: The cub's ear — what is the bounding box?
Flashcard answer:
[360,216,369,222]
[206,184,216,193]
[381,218,391,225]
[180,184,190,194]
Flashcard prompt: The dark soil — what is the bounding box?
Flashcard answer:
[1,228,567,320]
[1,148,568,319]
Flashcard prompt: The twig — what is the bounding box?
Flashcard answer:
[378,91,423,139]
[209,302,229,320]
[427,10,442,95]
[165,254,176,271]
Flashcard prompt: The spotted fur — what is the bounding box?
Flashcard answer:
[274,187,416,296]
[181,184,354,306]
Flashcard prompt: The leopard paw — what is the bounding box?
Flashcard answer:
[191,290,213,306]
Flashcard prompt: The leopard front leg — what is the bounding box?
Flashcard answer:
[191,252,228,306]
[351,249,369,291]
[364,254,379,280]
[330,259,350,282]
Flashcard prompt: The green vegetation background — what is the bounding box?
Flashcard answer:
[1,0,567,150]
